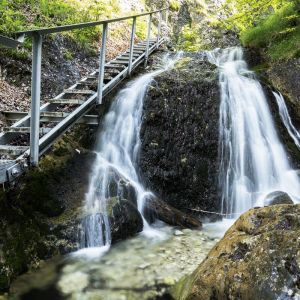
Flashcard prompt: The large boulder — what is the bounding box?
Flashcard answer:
[173,204,300,300]
[139,55,220,217]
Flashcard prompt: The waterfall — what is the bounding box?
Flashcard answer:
[207,47,300,217]
[273,91,300,150]
[80,54,181,250]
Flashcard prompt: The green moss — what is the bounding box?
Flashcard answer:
[106,196,120,216]
[174,57,192,69]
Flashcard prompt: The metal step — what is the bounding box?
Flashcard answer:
[3,111,99,125]
[109,60,129,65]
[115,57,132,61]
[40,111,69,118]
[0,145,29,156]
[49,98,85,105]
[63,89,95,95]
[2,111,28,121]
[104,64,126,70]
[3,127,51,134]
[76,83,98,90]
[127,50,144,54]
[122,53,141,57]
[0,159,15,171]
[104,61,126,69]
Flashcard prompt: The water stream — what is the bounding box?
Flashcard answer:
[273,91,300,150]
[207,47,300,217]
[80,54,181,255]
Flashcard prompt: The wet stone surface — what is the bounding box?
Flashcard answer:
[8,226,220,300]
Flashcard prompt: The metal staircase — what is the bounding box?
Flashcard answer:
[0,8,168,184]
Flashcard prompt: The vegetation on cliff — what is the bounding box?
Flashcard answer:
[222,0,300,61]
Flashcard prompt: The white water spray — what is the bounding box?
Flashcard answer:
[273,91,300,150]
[207,47,300,217]
[80,54,181,250]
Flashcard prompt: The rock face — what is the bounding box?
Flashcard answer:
[264,191,294,206]
[266,58,300,110]
[174,204,300,300]
[139,55,221,216]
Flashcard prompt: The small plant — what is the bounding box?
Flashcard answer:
[63,49,74,60]
[177,24,204,51]
[170,0,181,12]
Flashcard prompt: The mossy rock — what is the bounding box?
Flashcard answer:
[173,204,300,300]
[19,170,65,217]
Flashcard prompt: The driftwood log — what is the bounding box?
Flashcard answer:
[144,197,202,229]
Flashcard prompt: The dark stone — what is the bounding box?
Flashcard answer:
[109,199,143,243]
[264,191,294,206]
[139,56,221,218]
[106,170,138,207]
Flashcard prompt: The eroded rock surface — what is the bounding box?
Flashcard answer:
[140,55,220,217]
[174,204,300,300]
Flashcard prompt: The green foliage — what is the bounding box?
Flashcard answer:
[218,0,300,60]
[221,0,288,32]
[240,2,300,60]
[136,17,148,39]
[63,49,74,60]
[177,24,204,51]
[0,0,127,49]
[170,0,181,11]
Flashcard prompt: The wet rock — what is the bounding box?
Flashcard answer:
[173,204,300,300]
[107,170,138,207]
[0,133,96,292]
[264,191,294,206]
[174,230,184,236]
[140,56,221,218]
[144,197,202,229]
[109,199,143,243]
[266,58,300,110]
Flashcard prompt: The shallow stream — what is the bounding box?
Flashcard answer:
[8,222,229,300]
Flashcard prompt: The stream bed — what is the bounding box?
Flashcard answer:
[8,223,226,300]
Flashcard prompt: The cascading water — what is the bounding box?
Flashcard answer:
[207,47,300,217]
[80,54,181,251]
[273,91,300,150]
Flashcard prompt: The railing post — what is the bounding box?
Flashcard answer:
[30,33,42,166]
[144,13,152,67]
[97,22,108,105]
[157,11,162,49]
[128,16,137,75]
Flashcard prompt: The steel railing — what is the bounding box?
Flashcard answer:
[0,8,168,168]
